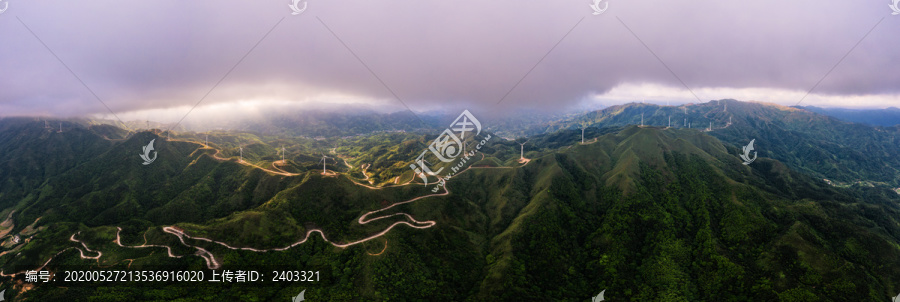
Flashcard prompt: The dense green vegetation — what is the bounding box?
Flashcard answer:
[529,100,900,188]
[1,102,900,301]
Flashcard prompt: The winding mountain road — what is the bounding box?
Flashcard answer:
[114,227,182,259]
[14,136,529,271]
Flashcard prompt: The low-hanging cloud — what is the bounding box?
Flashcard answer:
[0,0,897,120]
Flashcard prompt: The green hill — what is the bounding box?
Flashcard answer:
[1,118,900,301]
[538,100,900,188]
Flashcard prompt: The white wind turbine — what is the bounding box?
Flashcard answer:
[462,137,467,155]
[319,154,333,174]
[518,140,529,160]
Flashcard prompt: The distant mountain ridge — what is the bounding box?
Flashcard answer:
[797,106,900,127]
[3,106,900,300]
[541,100,900,188]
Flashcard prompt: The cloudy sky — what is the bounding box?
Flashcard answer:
[0,0,898,124]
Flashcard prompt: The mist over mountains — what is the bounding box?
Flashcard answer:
[2,100,900,300]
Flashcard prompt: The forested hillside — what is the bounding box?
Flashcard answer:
[2,115,900,300]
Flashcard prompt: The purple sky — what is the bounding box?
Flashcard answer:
[0,0,898,122]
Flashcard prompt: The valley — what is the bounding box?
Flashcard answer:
[1,101,900,300]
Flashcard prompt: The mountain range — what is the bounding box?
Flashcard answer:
[1,100,899,301]
[797,106,900,127]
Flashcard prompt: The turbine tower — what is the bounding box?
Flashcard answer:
[518,141,528,160]
[462,137,467,155]
[668,116,671,128]
[319,154,332,174]
[581,125,587,144]
[640,113,644,127]
[282,146,286,164]
[239,146,243,162]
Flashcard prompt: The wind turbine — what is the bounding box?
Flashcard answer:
[239,146,244,162]
[463,139,475,156]
[518,140,528,160]
[668,116,671,128]
[281,145,286,164]
[59,122,62,133]
[319,154,333,174]
[461,137,467,155]
[641,113,644,127]
[581,125,587,144]
[205,132,209,146]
